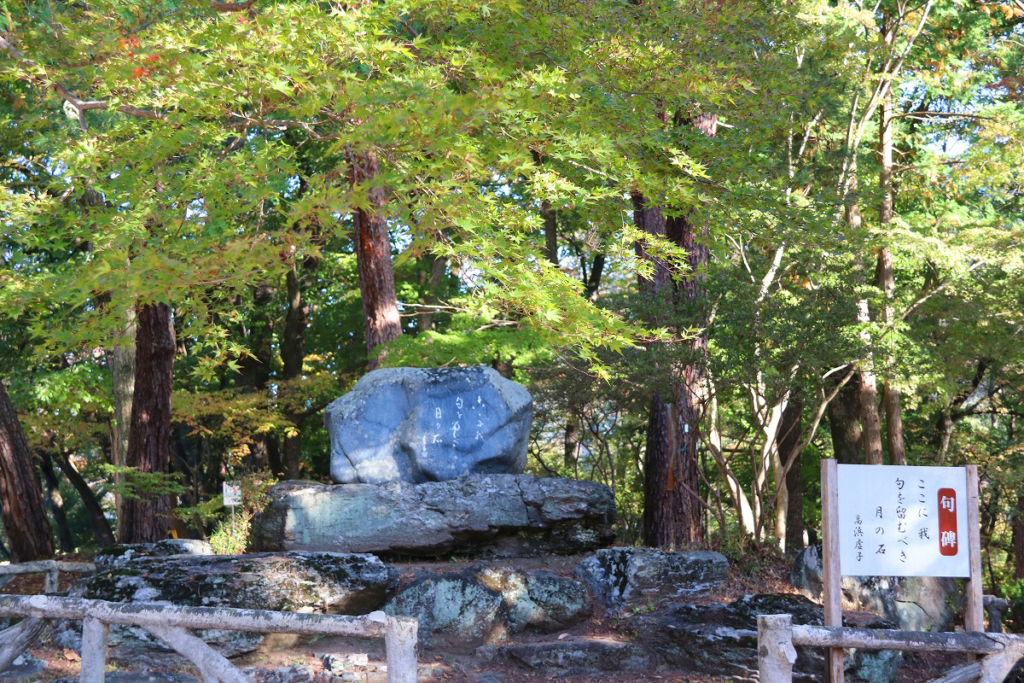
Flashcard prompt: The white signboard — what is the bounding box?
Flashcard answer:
[837,464,969,578]
[222,482,242,507]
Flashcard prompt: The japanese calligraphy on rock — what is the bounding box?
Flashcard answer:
[837,464,969,578]
[324,366,533,484]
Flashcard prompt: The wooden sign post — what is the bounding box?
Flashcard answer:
[820,460,984,683]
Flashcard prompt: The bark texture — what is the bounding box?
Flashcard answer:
[349,150,401,370]
[780,397,804,554]
[109,305,137,521]
[633,113,713,551]
[828,376,863,464]
[119,302,175,544]
[0,382,54,562]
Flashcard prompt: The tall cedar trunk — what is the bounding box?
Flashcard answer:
[38,450,75,553]
[119,302,175,544]
[350,150,401,370]
[53,451,115,548]
[633,117,711,549]
[0,382,54,562]
[828,377,864,463]
[780,397,805,553]
[877,75,906,465]
[109,305,136,523]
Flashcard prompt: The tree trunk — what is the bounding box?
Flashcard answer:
[857,299,885,465]
[780,397,804,554]
[119,302,175,544]
[0,382,54,562]
[349,150,401,370]
[109,305,137,523]
[563,420,580,469]
[585,254,605,301]
[38,450,75,553]
[633,178,708,549]
[542,199,558,266]
[417,254,447,333]
[877,79,906,466]
[828,376,863,463]
[52,451,116,548]
[280,267,312,479]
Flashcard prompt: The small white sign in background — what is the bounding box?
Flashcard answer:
[837,464,969,577]
[222,482,242,507]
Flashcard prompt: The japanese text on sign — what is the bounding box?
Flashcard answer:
[837,465,969,577]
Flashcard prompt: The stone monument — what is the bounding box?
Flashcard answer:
[252,366,616,557]
[323,366,532,484]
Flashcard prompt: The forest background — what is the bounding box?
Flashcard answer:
[1,0,1022,612]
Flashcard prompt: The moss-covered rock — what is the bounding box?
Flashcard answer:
[73,551,397,667]
[384,565,591,650]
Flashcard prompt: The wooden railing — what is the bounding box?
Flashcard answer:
[0,560,96,593]
[0,595,418,683]
[758,614,1024,683]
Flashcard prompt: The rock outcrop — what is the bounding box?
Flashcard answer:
[251,475,616,557]
[632,593,902,682]
[575,547,728,613]
[384,565,591,649]
[484,639,651,676]
[324,367,532,484]
[792,545,960,632]
[66,551,396,666]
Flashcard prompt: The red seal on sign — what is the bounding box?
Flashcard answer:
[937,488,957,556]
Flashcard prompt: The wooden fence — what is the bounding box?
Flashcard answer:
[0,595,418,683]
[758,613,1024,683]
[0,560,97,592]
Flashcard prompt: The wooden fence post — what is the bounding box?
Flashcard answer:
[43,569,58,594]
[385,616,418,683]
[965,465,984,633]
[821,459,845,683]
[80,616,108,683]
[758,614,796,683]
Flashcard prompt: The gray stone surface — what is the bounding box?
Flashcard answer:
[251,475,615,558]
[574,547,728,613]
[94,539,214,568]
[384,565,591,649]
[495,639,651,676]
[66,552,396,666]
[325,367,532,484]
[792,545,960,632]
[632,593,902,683]
[0,653,45,680]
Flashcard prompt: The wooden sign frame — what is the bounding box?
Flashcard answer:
[820,459,983,683]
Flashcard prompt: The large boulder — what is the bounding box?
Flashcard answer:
[384,565,591,649]
[324,367,532,484]
[67,552,396,666]
[792,545,960,632]
[251,475,616,558]
[632,593,902,682]
[575,547,728,613]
